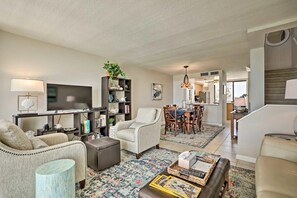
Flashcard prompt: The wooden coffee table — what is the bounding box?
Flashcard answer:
[138,158,230,198]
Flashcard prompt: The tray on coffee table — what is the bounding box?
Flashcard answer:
[167,158,216,186]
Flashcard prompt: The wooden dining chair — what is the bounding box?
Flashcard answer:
[189,106,199,134]
[163,106,184,136]
[197,106,205,131]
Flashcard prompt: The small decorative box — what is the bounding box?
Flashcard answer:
[178,151,197,169]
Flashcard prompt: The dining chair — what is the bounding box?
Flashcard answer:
[163,106,184,136]
[197,106,205,131]
[189,106,200,134]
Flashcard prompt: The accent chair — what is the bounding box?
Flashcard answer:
[113,107,162,159]
[0,119,86,198]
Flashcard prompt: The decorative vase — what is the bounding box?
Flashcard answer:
[108,94,113,102]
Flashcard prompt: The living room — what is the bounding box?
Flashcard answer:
[0,1,297,198]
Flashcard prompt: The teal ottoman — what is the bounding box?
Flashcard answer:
[35,159,75,198]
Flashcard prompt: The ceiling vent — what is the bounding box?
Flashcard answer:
[200,72,209,77]
[210,71,219,76]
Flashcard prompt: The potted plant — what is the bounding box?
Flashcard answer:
[108,117,115,126]
[102,61,125,80]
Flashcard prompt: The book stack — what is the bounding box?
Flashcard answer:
[95,115,106,128]
[125,105,130,113]
[149,174,201,198]
[84,120,90,133]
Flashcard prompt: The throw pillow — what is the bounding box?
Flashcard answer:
[25,130,36,139]
[0,119,33,150]
[30,138,48,149]
[129,122,145,129]
[135,108,156,124]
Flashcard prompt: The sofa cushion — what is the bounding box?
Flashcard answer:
[135,108,156,124]
[129,122,145,129]
[116,129,135,142]
[0,119,33,150]
[256,156,297,198]
[257,191,293,198]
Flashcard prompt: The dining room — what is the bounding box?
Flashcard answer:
[172,69,226,127]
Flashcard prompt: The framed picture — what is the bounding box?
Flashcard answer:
[18,95,38,112]
[152,83,163,100]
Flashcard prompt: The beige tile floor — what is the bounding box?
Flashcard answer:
[160,122,255,171]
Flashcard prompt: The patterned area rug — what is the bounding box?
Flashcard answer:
[160,124,225,148]
[76,148,255,198]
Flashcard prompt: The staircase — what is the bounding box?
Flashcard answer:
[265,68,297,104]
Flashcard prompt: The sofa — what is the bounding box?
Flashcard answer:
[114,107,161,159]
[0,119,87,198]
[256,134,297,198]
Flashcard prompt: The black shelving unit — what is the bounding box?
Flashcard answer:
[102,76,132,125]
[12,107,108,142]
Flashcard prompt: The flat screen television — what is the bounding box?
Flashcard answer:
[47,83,92,111]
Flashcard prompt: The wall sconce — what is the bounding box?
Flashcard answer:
[11,79,44,114]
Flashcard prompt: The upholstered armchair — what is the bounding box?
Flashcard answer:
[114,108,162,159]
[0,119,86,198]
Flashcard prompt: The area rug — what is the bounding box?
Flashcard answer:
[76,148,255,198]
[160,124,225,148]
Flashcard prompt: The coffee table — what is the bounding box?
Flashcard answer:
[138,158,230,198]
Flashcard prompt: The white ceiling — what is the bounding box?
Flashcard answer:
[0,0,297,75]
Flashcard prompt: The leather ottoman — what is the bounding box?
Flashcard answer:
[138,158,230,198]
[86,137,120,171]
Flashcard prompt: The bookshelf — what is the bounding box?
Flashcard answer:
[102,76,132,125]
[12,108,108,142]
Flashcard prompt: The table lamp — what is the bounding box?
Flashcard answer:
[11,79,44,113]
[285,79,297,139]
[234,97,246,113]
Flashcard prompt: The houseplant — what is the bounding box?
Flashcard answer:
[108,118,115,126]
[102,61,125,80]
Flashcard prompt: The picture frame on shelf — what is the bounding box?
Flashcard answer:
[18,95,38,112]
[152,83,163,100]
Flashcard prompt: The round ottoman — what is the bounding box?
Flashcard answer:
[35,159,75,198]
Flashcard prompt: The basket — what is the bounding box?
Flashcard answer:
[167,159,216,186]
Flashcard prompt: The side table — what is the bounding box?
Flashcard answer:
[36,159,75,198]
[230,110,248,138]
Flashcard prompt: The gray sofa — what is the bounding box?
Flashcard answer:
[256,135,297,198]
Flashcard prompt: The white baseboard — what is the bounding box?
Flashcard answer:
[236,154,257,163]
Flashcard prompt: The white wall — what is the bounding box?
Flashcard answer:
[249,47,265,112]
[292,28,297,67]
[0,31,173,130]
[237,104,297,162]
[265,32,292,70]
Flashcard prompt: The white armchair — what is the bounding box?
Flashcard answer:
[114,107,162,159]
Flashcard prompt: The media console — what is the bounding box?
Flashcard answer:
[12,107,108,142]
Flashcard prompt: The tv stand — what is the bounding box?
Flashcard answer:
[13,107,109,142]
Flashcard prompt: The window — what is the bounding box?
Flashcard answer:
[214,83,220,104]
[226,81,247,102]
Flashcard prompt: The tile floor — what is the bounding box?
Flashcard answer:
[159,121,255,171]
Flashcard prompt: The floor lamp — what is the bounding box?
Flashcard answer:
[285,79,297,138]
[11,79,44,114]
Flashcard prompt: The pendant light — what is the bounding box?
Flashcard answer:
[181,65,191,89]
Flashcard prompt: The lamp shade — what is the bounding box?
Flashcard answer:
[11,79,44,93]
[285,79,297,99]
[234,97,246,107]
